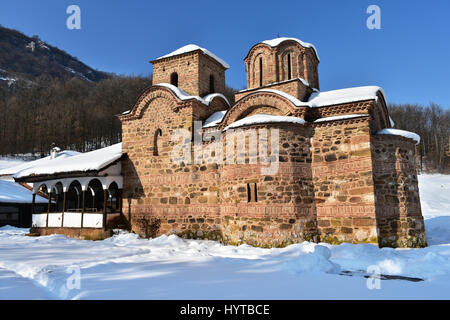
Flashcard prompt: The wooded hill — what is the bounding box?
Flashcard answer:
[0,25,110,83]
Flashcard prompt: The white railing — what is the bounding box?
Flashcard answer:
[32,212,103,228]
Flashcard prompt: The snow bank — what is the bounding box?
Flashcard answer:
[0,180,47,203]
[0,174,448,299]
[283,245,340,274]
[308,86,384,108]
[261,37,320,61]
[14,143,122,179]
[375,128,421,144]
[155,44,229,69]
[223,114,306,131]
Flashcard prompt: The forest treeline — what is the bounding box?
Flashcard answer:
[0,76,152,155]
[388,103,449,173]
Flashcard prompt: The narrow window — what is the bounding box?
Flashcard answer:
[170,72,178,87]
[209,74,215,93]
[287,53,292,80]
[259,57,263,87]
[247,183,258,203]
[153,128,162,156]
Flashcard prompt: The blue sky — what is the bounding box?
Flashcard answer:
[1,0,449,107]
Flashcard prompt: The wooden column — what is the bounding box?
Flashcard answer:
[55,193,59,212]
[46,192,51,227]
[31,193,36,215]
[103,189,108,230]
[118,189,123,214]
[81,190,86,228]
[61,191,67,227]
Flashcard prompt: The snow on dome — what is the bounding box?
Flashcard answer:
[314,114,370,123]
[203,111,227,128]
[308,86,384,108]
[0,151,80,177]
[154,83,207,104]
[261,37,320,61]
[203,93,230,107]
[155,44,230,69]
[256,89,310,107]
[14,143,123,179]
[223,114,306,131]
[375,128,421,144]
[0,180,47,204]
[154,84,229,108]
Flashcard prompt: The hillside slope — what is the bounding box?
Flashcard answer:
[0,26,110,84]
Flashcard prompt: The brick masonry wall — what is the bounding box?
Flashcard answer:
[121,88,223,240]
[152,51,226,97]
[371,135,427,247]
[119,84,426,249]
[219,123,318,247]
[311,118,379,244]
[234,78,313,102]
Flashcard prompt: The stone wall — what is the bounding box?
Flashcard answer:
[311,118,378,244]
[371,135,426,247]
[219,123,317,247]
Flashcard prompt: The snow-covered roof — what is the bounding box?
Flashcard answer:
[0,180,47,204]
[261,37,320,61]
[223,114,306,131]
[314,114,370,123]
[0,151,80,177]
[203,93,230,107]
[256,89,309,107]
[155,44,230,69]
[375,128,421,144]
[308,86,384,108]
[389,116,395,127]
[203,111,227,128]
[154,83,229,107]
[14,143,123,179]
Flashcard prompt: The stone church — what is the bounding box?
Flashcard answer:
[117,37,427,248]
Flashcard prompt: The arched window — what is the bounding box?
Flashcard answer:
[170,72,178,87]
[287,53,292,80]
[154,128,162,156]
[209,74,215,93]
[259,57,263,87]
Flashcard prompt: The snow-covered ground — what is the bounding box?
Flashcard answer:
[0,174,449,300]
